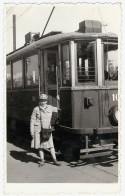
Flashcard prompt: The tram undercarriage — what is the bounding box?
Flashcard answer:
[53,125,118,162]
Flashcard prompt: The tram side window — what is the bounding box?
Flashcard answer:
[61,43,71,86]
[104,43,118,81]
[13,60,23,88]
[7,64,11,89]
[77,41,95,83]
[25,54,39,87]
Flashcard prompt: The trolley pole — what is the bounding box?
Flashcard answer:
[41,6,55,36]
[13,15,16,51]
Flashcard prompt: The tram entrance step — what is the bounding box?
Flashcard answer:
[80,144,114,154]
[80,151,112,159]
[100,139,114,145]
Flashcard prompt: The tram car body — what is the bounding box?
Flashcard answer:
[7,20,118,161]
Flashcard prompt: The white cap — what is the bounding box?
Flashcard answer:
[39,94,48,100]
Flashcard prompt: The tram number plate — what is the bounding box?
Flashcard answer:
[112,93,118,101]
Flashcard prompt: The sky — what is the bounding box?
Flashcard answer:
[5,3,121,54]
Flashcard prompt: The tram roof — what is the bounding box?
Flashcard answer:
[7,32,118,61]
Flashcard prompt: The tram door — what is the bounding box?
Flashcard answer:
[43,48,59,108]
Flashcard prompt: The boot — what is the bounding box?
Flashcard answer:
[38,160,45,167]
[53,159,61,166]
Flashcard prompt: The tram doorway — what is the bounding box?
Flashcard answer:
[43,46,59,108]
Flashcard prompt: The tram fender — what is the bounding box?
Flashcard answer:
[59,125,93,134]
[94,127,118,134]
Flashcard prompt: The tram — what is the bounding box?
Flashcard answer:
[7,20,118,161]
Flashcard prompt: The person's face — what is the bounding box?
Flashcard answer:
[39,99,47,107]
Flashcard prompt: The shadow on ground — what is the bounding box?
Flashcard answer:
[7,132,118,167]
[7,132,31,151]
[9,149,63,166]
[10,150,41,164]
[68,152,118,168]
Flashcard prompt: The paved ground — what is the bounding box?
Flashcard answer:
[7,140,118,183]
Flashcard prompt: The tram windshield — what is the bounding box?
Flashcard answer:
[76,40,95,83]
[61,43,71,86]
[103,42,118,81]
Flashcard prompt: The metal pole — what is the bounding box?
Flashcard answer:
[56,66,59,115]
[41,6,55,36]
[85,135,88,155]
[13,15,16,51]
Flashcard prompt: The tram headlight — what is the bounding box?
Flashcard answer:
[109,105,118,125]
[114,107,118,122]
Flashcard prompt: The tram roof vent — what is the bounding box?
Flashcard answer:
[25,32,40,45]
[78,20,102,33]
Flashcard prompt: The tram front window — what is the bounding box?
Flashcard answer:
[47,53,56,85]
[61,43,71,86]
[76,41,95,83]
[104,42,118,81]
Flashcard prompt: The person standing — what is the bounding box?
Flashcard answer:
[30,93,61,167]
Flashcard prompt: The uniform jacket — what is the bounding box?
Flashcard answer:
[30,105,57,136]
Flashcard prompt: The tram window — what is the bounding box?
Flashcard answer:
[104,43,118,81]
[25,54,39,87]
[61,43,71,86]
[13,60,23,88]
[7,64,11,89]
[47,53,56,85]
[76,41,95,83]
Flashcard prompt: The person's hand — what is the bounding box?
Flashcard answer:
[56,95,60,101]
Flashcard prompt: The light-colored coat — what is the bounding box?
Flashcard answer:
[30,105,57,149]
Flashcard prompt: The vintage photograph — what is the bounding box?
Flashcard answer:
[5,2,120,192]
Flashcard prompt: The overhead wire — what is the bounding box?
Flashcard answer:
[6,6,32,32]
[6,27,13,31]
[6,7,16,18]
[17,6,32,21]
[6,7,13,14]
[97,6,107,34]
[97,7,110,95]
[6,7,15,32]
